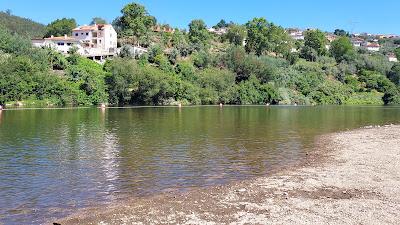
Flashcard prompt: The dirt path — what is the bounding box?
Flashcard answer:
[57,125,400,225]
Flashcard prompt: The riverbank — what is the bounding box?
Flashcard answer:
[57,125,400,225]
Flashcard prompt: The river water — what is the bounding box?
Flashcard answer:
[0,106,399,224]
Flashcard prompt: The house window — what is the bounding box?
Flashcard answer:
[86,33,89,36]
[99,40,102,43]
[57,42,65,46]
[67,43,72,46]
[75,33,78,36]
[81,33,84,35]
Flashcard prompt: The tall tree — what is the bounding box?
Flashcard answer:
[245,18,270,55]
[45,18,76,37]
[267,23,293,57]
[330,36,355,62]
[90,17,107,25]
[188,19,210,49]
[115,2,156,45]
[245,18,292,56]
[301,29,327,61]
[334,29,349,37]
[213,19,228,29]
[225,24,247,46]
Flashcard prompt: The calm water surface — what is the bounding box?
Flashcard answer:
[0,106,399,224]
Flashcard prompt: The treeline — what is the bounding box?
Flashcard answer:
[1,2,400,106]
[0,11,46,38]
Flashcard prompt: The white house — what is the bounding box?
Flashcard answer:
[32,35,85,54]
[208,27,227,35]
[32,24,118,61]
[72,24,118,58]
[388,53,398,62]
[351,37,365,47]
[288,29,304,40]
[365,42,380,52]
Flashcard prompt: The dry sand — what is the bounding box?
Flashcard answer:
[56,125,400,225]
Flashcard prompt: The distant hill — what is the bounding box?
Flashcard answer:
[0,11,46,38]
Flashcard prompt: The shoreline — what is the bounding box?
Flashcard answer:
[56,125,400,225]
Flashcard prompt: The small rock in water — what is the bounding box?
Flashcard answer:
[236,188,246,193]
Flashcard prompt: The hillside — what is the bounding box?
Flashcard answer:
[0,11,46,38]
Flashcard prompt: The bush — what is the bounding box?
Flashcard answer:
[309,79,351,104]
[344,91,384,105]
[196,68,236,104]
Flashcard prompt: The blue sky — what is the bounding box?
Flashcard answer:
[0,0,398,34]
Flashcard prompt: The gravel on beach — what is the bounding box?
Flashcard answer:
[57,125,400,225]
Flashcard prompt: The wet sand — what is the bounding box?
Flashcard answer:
[56,125,400,225]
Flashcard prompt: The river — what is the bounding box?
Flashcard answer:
[0,106,399,224]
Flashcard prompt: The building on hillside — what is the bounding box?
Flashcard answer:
[377,34,399,39]
[208,27,227,35]
[32,24,118,62]
[365,42,380,52]
[152,25,175,33]
[351,37,365,47]
[32,35,85,54]
[388,53,398,62]
[72,24,118,59]
[326,34,337,42]
[288,28,304,40]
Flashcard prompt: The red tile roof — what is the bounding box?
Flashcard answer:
[44,36,78,41]
[73,24,110,31]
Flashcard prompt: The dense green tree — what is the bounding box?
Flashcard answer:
[213,19,229,29]
[330,36,355,62]
[192,50,211,69]
[225,24,247,46]
[245,18,292,56]
[147,44,163,63]
[388,64,400,86]
[44,18,77,37]
[0,25,31,54]
[301,29,327,61]
[90,17,107,25]
[267,24,293,57]
[383,86,400,104]
[394,47,400,61]
[245,18,269,56]
[171,30,191,57]
[105,58,138,105]
[188,19,211,49]
[115,2,156,44]
[333,29,349,37]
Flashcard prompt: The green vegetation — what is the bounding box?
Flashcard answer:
[44,18,77,38]
[0,11,46,38]
[90,17,107,25]
[1,2,399,107]
[0,25,107,106]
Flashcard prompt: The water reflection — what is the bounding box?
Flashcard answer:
[0,106,399,224]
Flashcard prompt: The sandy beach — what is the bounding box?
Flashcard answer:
[56,125,400,225]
